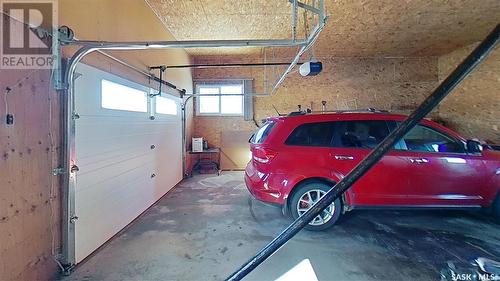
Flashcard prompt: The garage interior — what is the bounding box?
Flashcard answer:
[0,0,499,281]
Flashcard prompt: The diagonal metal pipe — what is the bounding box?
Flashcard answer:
[271,0,326,94]
[225,24,500,281]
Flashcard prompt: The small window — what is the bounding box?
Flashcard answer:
[401,125,465,153]
[101,80,147,112]
[285,122,335,147]
[156,96,177,115]
[251,121,275,144]
[334,120,390,149]
[197,84,244,116]
[199,87,220,114]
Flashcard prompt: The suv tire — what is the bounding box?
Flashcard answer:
[290,182,341,231]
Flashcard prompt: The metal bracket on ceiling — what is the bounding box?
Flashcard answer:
[288,0,322,14]
[149,65,167,97]
[53,26,75,90]
[270,0,327,95]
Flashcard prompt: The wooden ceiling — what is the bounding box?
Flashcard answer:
[145,0,500,57]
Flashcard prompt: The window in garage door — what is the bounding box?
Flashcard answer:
[101,79,148,112]
[155,95,178,115]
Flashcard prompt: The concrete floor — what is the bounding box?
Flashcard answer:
[63,172,500,281]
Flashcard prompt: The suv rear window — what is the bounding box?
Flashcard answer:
[251,121,275,144]
[285,122,335,147]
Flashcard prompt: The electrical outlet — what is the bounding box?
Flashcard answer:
[6,114,14,126]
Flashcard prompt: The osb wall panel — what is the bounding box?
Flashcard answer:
[148,0,500,56]
[438,44,500,143]
[193,55,439,148]
[0,69,61,281]
[220,131,254,170]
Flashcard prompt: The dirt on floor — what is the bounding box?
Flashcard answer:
[62,172,500,281]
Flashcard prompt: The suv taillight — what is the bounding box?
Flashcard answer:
[252,148,277,164]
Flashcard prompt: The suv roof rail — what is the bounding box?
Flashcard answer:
[332,108,389,114]
[286,111,307,116]
[286,108,389,116]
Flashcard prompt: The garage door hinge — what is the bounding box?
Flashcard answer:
[70,165,79,173]
[70,215,79,224]
[52,167,65,176]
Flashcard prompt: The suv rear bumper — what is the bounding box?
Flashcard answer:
[244,162,285,205]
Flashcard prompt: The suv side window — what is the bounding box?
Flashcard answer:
[285,122,335,147]
[400,125,465,153]
[333,120,390,149]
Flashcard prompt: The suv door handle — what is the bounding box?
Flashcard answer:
[334,155,354,160]
[409,158,429,164]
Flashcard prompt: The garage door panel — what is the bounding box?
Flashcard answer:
[76,119,155,140]
[77,143,149,168]
[75,167,154,262]
[77,121,156,138]
[75,68,150,116]
[75,162,153,214]
[76,152,153,190]
[76,140,152,172]
[73,63,183,263]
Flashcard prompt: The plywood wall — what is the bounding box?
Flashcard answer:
[0,68,61,281]
[193,54,440,149]
[438,44,500,143]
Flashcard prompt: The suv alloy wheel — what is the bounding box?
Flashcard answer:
[290,182,342,231]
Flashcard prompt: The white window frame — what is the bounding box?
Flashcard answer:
[195,83,244,117]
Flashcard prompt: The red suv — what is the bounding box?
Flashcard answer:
[245,110,500,230]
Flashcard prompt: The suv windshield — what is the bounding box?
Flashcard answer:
[250,121,275,144]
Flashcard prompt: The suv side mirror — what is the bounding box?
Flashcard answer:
[466,140,483,154]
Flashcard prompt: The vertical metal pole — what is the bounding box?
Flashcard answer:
[157,68,163,96]
[61,46,95,268]
[225,24,499,281]
[263,48,268,93]
[181,95,193,177]
[291,0,298,42]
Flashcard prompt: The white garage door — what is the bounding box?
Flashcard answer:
[73,64,183,263]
